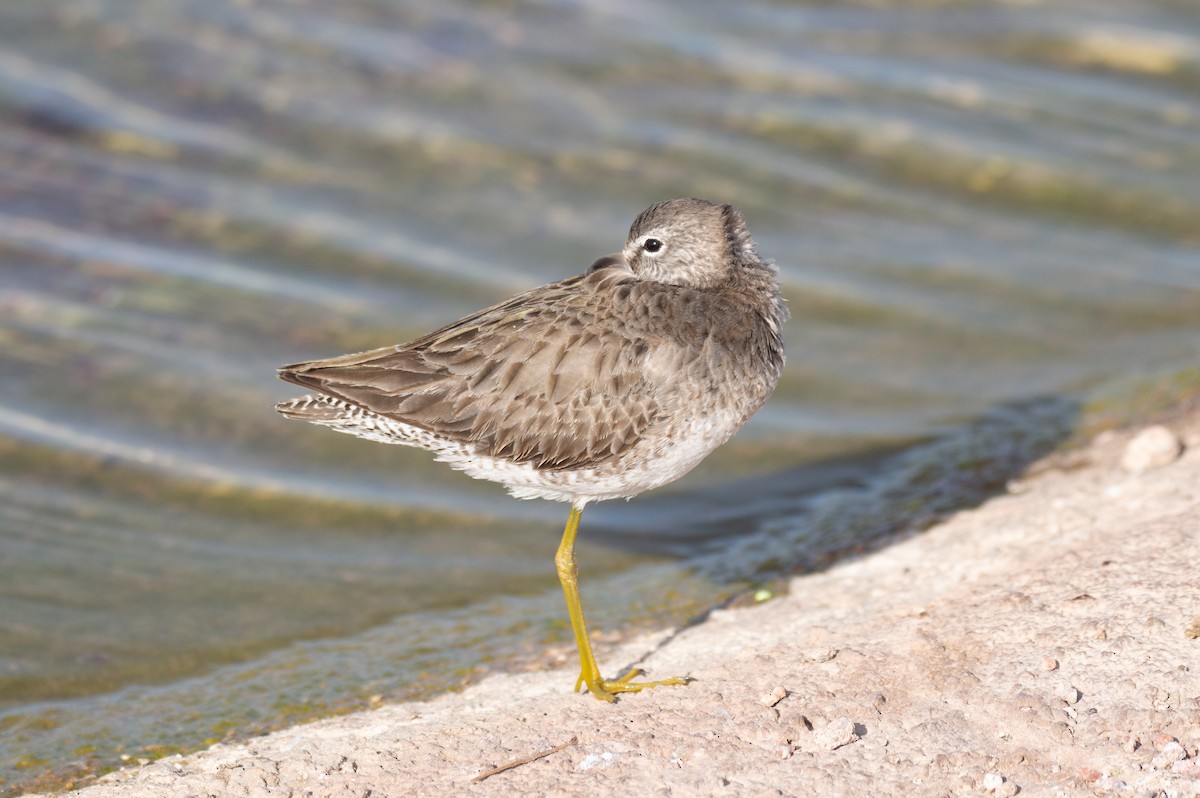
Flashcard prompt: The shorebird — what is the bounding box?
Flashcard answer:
[276,198,786,701]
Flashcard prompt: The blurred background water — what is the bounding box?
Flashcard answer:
[2,0,1199,791]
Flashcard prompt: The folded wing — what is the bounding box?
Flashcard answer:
[278,275,662,471]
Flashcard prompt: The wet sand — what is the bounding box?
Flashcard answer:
[28,407,1200,797]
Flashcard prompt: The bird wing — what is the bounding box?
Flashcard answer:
[278,272,665,471]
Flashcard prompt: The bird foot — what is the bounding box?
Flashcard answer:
[576,668,692,702]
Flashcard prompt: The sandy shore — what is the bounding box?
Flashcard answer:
[29,409,1200,797]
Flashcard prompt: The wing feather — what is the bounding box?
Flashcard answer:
[278,270,669,471]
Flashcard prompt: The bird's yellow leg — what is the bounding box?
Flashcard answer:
[554,505,690,702]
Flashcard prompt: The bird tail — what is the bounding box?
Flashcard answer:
[274,393,358,422]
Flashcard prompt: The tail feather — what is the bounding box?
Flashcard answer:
[275,393,461,453]
[275,394,358,422]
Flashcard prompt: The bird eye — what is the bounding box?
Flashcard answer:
[642,238,663,253]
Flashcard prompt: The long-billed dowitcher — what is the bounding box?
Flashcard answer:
[276,198,786,701]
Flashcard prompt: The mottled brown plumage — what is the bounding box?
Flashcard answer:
[280,270,662,473]
[276,198,786,700]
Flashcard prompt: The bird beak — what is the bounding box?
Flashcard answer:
[586,252,628,274]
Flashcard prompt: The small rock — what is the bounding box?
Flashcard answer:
[1186,617,1200,640]
[982,772,1005,789]
[760,686,788,707]
[577,752,615,772]
[1152,741,1188,769]
[1076,767,1102,782]
[804,647,838,663]
[1039,656,1059,672]
[814,717,859,751]
[1121,734,1140,753]
[1154,733,1180,749]
[1056,685,1082,704]
[1120,425,1182,473]
[982,771,1018,797]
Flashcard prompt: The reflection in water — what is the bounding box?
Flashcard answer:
[1,0,1199,790]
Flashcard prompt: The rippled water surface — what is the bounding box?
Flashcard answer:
[2,0,1199,791]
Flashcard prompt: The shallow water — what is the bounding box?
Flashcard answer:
[2,0,1199,791]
